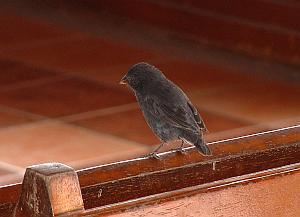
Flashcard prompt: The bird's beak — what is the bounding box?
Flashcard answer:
[119,75,128,85]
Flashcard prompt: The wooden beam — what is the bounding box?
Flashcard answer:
[79,163,300,216]
[89,164,300,217]
[0,126,299,216]
[77,126,300,211]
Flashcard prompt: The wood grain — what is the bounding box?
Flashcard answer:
[11,163,84,217]
[0,126,299,216]
[77,126,300,212]
[103,166,300,217]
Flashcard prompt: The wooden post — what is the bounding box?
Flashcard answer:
[13,163,84,217]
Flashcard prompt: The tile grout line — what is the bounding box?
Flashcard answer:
[197,103,262,124]
[0,33,85,53]
[0,117,151,148]
[198,105,257,125]
[0,105,46,120]
[151,0,300,36]
[0,173,23,186]
[61,121,150,148]
[68,148,150,170]
[206,116,300,142]
[0,118,57,132]
[205,124,271,140]
[0,75,68,92]
[0,102,139,132]
[262,116,300,128]
[0,161,25,173]
[188,86,260,124]
[59,102,139,122]
[20,54,171,87]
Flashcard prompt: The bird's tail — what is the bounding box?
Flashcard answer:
[194,134,212,156]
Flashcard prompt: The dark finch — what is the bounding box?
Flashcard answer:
[120,62,211,158]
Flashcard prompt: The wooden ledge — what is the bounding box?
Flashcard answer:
[79,163,300,216]
[77,125,300,212]
[0,126,299,216]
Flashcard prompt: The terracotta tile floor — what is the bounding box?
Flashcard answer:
[1,35,158,79]
[0,15,77,49]
[0,77,136,117]
[191,83,300,122]
[0,59,59,87]
[0,110,36,128]
[0,168,11,176]
[151,59,258,92]
[0,13,299,186]
[72,108,251,146]
[0,120,148,168]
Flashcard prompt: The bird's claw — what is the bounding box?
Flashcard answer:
[144,152,161,160]
[176,148,188,155]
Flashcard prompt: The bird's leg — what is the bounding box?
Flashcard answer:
[176,138,188,154]
[146,143,165,159]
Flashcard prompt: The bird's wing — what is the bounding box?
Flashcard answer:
[144,95,199,134]
[187,101,208,132]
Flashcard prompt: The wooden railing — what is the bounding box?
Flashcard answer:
[0,126,299,216]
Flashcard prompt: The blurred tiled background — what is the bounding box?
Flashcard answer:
[0,0,299,186]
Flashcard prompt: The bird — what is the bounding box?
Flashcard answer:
[120,62,211,158]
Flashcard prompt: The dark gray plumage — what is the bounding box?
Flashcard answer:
[120,62,211,158]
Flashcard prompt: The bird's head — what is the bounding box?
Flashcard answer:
[120,62,166,92]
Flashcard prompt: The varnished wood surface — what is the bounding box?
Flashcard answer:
[14,163,84,217]
[78,126,300,210]
[79,163,300,217]
[101,165,300,217]
[0,126,299,216]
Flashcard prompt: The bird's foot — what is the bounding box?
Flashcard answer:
[144,152,161,160]
[176,148,188,155]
